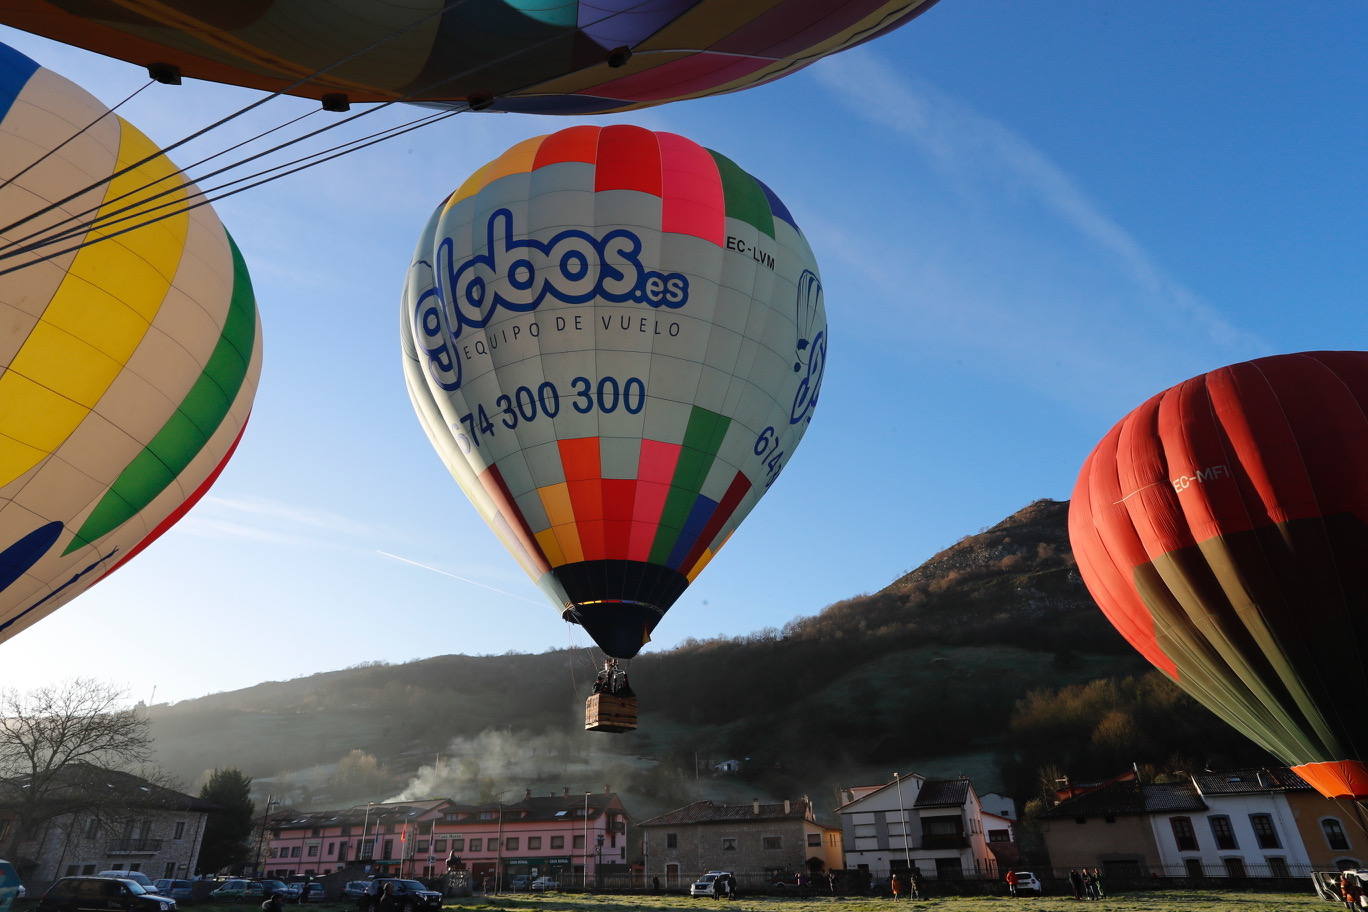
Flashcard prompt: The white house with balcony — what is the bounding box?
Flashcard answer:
[835,773,1005,880]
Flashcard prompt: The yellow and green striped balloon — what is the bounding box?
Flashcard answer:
[0,41,261,643]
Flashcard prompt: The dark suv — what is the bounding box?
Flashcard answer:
[39,877,176,912]
[357,880,441,912]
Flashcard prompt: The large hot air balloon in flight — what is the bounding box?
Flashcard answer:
[1069,351,1368,798]
[402,125,826,728]
[0,40,262,643]
[1,0,940,114]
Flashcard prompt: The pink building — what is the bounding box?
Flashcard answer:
[264,790,628,887]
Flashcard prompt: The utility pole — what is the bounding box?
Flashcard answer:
[583,793,590,890]
[892,773,913,877]
[254,795,276,877]
[361,802,374,872]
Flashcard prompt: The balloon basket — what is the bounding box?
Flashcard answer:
[585,692,637,733]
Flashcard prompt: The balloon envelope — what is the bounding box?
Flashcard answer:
[2,0,939,113]
[1069,351,1368,797]
[0,41,262,642]
[402,125,826,657]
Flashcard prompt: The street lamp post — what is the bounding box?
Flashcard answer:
[892,772,913,877]
[254,795,277,877]
[583,793,590,890]
[361,802,375,872]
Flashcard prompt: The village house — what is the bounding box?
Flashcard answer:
[0,766,214,890]
[835,774,1006,881]
[264,789,628,887]
[1040,767,1334,880]
[638,798,841,888]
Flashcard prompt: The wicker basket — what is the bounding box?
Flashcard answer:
[585,692,638,733]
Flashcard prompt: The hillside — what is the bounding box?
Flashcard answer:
[146,499,1262,820]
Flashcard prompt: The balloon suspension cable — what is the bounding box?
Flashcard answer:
[0,77,153,191]
[0,105,450,264]
[0,0,670,272]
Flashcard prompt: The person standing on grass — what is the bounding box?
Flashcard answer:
[890,872,903,900]
[1069,868,1084,900]
[1005,869,1019,897]
[1091,868,1105,899]
[1339,872,1361,912]
[910,867,925,899]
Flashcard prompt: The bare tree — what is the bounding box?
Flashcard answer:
[0,679,155,861]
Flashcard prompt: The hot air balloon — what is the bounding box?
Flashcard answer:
[0,40,262,642]
[1069,351,1368,799]
[401,125,826,730]
[2,0,940,114]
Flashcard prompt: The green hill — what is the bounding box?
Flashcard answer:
[147,499,1267,820]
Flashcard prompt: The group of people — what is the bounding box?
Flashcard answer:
[1338,871,1365,910]
[888,868,926,900]
[1067,868,1105,900]
[709,873,737,899]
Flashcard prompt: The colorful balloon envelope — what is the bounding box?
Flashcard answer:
[2,0,939,114]
[0,41,262,642]
[402,125,826,658]
[1069,352,1368,798]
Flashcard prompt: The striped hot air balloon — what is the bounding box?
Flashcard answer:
[1069,351,1368,799]
[402,125,825,660]
[0,41,262,642]
[0,0,940,114]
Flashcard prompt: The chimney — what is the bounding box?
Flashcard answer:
[563,786,570,797]
[524,789,532,800]
[783,799,791,815]
[752,799,760,815]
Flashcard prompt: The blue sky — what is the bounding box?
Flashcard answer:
[1,2,1363,704]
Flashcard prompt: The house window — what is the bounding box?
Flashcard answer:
[666,833,677,849]
[550,836,564,849]
[435,840,448,852]
[506,838,519,851]
[806,834,820,847]
[81,866,95,876]
[479,812,496,821]
[721,838,737,851]
[163,863,175,878]
[1267,857,1290,878]
[1185,859,1204,878]
[853,824,876,838]
[270,848,279,858]
[827,833,838,846]
[450,838,463,851]
[291,847,301,858]
[416,841,429,853]
[1324,818,1351,851]
[988,829,1011,843]
[1209,815,1237,850]
[307,845,318,856]
[128,864,140,872]
[1170,817,1199,851]
[1250,814,1279,849]
[383,840,393,858]
[1223,857,1246,879]
[385,824,395,834]
[327,842,335,856]
[469,839,482,851]
[573,835,585,849]
[173,822,185,840]
[528,837,541,850]
[763,836,782,850]
[65,866,78,876]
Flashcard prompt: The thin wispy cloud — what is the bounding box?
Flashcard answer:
[810,49,1266,355]
[375,550,543,605]
[203,494,377,538]
[177,516,321,548]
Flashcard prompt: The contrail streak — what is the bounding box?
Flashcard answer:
[376,550,543,605]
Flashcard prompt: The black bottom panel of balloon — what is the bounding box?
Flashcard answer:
[554,559,687,658]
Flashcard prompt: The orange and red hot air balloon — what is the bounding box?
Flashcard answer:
[1069,351,1368,799]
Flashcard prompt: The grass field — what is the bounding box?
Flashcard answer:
[418,891,1324,912]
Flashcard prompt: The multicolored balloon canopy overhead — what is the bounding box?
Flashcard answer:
[0,41,262,643]
[402,125,826,658]
[1068,352,1368,799]
[2,0,939,114]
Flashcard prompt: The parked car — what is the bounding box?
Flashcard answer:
[529,877,559,892]
[358,880,441,912]
[0,858,22,910]
[152,881,194,901]
[292,884,324,903]
[342,882,370,900]
[689,872,734,898]
[96,872,156,890]
[209,880,284,901]
[39,877,177,912]
[508,876,531,892]
[1013,872,1044,895]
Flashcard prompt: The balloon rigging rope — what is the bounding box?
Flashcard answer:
[0,107,461,276]
[0,0,670,272]
[0,77,153,191]
[0,106,324,257]
[0,0,485,241]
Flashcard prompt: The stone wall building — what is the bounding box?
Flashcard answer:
[0,767,214,890]
[639,798,840,888]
